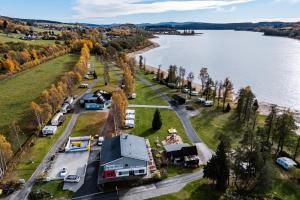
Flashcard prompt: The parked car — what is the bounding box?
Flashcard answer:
[98,137,104,146]
[79,83,88,88]
[129,93,137,99]
[276,157,297,170]
[204,100,214,107]
[186,105,195,111]
[190,91,198,96]
[182,88,190,94]
[64,175,80,183]
[197,98,206,104]
[60,167,68,178]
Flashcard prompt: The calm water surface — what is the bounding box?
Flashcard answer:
[137,30,300,110]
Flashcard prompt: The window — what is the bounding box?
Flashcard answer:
[138,169,145,174]
[119,172,123,176]
[125,164,128,167]
[129,170,135,176]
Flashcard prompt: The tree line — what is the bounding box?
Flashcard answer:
[203,85,300,198]
[0,44,70,76]
[30,42,91,132]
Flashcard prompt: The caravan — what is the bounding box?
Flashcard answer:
[51,112,64,126]
[60,103,70,114]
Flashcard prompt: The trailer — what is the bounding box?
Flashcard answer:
[65,97,74,105]
[42,126,57,136]
[51,112,64,126]
[60,103,70,114]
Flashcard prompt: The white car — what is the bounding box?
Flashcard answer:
[64,175,80,183]
[60,167,68,178]
[191,91,198,96]
[98,137,104,146]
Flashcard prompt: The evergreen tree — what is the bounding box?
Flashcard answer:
[152,109,162,130]
[224,103,231,113]
[204,140,230,190]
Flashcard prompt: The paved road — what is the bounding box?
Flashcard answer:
[120,170,204,200]
[9,78,101,200]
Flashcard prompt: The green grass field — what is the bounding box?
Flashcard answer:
[13,115,71,180]
[31,180,73,199]
[71,112,108,137]
[0,33,61,45]
[0,54,78,152]
[130,108,190,148]
[128,79,169,106]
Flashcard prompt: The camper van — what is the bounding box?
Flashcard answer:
[51,112,64,126]
[65,97,74,105]
[42,126,57,136]
[60,103,70,114]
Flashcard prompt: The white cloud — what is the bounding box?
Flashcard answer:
[216,6,237,12]
[274,0,300,3]
[73,0,253,19]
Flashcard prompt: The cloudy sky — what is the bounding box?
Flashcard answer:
[0,0,300,24]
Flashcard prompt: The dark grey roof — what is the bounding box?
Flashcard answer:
[164,143,190,152]
[100,134,149,165]
[100,136,121,165]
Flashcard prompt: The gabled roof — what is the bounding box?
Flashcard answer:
[100,134,149,165]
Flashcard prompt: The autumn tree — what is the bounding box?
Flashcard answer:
[0,134,13,171]
[10,121,23,151]
[222,78,233,111]
[30,101,43,131]
[199,67,209,92]
[111,90,128,131]
[123,64,135,96]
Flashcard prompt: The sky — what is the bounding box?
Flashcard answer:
[0,0,300,24]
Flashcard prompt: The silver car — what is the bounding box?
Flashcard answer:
[64,175,80,183]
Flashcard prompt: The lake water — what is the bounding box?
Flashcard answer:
[137,30,300,111]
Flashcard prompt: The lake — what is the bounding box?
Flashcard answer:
[137,30,300,111]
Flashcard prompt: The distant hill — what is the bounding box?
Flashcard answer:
[140,21,292,30]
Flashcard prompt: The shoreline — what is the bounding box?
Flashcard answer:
[129,40,300,125]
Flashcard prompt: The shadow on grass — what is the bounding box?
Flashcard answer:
[189,183,223,200]
[139,128,158,138]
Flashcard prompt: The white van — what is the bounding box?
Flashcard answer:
[60,103,70,114]
[51,112,64,126]
[42,126,57,136]
[65,97,74,105]
[98,137,104,146]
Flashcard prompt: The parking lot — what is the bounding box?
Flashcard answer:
[47,151,90,191]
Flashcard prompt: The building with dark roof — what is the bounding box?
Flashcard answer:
[99,134,149,183]
[164,144,199,167]
[79,90,112,110]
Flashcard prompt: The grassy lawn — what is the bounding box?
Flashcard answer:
[11,115,71,180]
[269,179,300,200]
[0,54,78,152]
[130,108,190,148]
[0,33,61,45]
[150,178,222,200]
[71,112,108,137]
[31,180,73,199]
[92,61,121,93]
[128,79,169,106]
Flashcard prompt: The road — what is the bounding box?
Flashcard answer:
[9,78,101,200]
[120,170,204,200]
